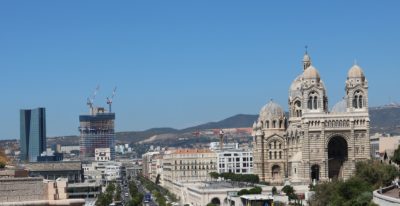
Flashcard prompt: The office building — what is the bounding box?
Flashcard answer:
[20,108,46,162]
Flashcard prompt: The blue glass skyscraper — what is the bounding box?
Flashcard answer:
[20,108,47,162]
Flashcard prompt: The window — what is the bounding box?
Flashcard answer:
[269,144,272,149]
[269,152,272,159]
[274,141,277,149]
[279,144,281,149]
[313,96,318,109]
[274,151,277,159]
[279,151,282,159]
[308,96,312,109]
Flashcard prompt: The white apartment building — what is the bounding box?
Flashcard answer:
[95,148,111,161]
[209,142,254,174]
[83,161,122,182]
[216,150,253,174]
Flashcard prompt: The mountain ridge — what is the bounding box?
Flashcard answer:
[42,106,400,146]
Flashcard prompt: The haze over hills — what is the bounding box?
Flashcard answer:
[42,105,400,147]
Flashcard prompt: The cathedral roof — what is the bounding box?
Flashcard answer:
[331,98,347,113]
[348,64,365,79]
[303,65,320,80]
[289,74,303,99]
[259,100,285,121]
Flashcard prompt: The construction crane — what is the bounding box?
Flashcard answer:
[106,87,117,112]
[87,85,100,115]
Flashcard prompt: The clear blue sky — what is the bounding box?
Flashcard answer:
[0,1,399,139]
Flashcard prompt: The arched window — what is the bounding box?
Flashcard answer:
[279,151,282,159]
[274,151,277,159]
[354,91,364,109]
[266,121,269,128]
[353,97,358,108]
[279,120,282,128]
[269,152,272,159]
[308,97,312,109]
[269,143,272,149]
[313,96,318,109]
[274,141,276,149]
[272,120,276,128]
[294,100,302,117]
[279,143,281,149]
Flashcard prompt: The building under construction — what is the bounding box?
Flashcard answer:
[79,87,116,160]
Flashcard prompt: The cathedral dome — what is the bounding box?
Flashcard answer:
[331,98,347,113]
[348,64,365,79]
[303,65,320,80]
[259,100,285,121]
[289,74,303,100]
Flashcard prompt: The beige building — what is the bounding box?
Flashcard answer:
[0,177,84,206]
[163,149,217,192]
[377,135,400,157]
[253,52,370,184]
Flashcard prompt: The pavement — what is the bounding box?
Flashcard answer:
[382,187,400,198]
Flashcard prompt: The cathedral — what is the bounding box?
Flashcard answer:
[252,52,370,184]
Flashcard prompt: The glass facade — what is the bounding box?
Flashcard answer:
[79,110,115,160]
[20,108,46,162]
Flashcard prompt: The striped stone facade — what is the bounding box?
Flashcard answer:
[252,53,370,184]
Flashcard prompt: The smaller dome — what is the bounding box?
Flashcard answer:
[348,64,365,78]
[303,53,311,62]
[303,65,320,80]
[259,100,285,121]
[331,98,347,113]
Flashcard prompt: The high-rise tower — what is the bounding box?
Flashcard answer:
[20,108,47,162]
[79,107,116,160]
[79,87,116,160]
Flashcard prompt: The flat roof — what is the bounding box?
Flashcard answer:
[25,161,82,171]
[240,194,274,200]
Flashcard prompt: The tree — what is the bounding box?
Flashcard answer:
[96,182,117,206]
[106,182,116,194]
[0,162,5,169]
[155,174,161,185]
[209,172,219,179]
[310,160,396,206]
[282,185,297,201]
[114,185,122,202]
[272,186,278,195]
[392,145,400,165]
[249,186,262,194]
[355,160,399,189]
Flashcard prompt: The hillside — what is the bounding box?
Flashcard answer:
[44,106,400,146]
[180,114,258,133]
